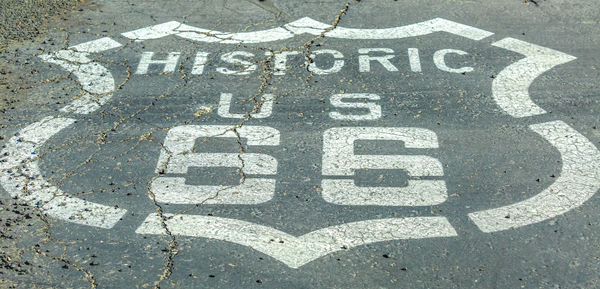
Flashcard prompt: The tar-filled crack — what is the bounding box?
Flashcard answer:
[96,92,185,289]
[301,2,350,85]
[246,0,291,20]
[172,1,353,207]
[2,2,355,287]
[141,3,354,287]
[3,53,178,288]
[0,9,153,289]
[146,174,179,289]
[242,13,282,33]
[34,248,98,289]
[0,198,99,289]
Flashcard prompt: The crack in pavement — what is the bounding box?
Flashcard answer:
[3,2,356,287]
[144,2,354,287]
[301,2,350,85]
[34,247,98,289]
[0,196,98,289]
[161,2,354,287]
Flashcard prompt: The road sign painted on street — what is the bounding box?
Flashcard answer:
[2,17,599,270]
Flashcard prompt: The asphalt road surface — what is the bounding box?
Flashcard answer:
[1,1,600,288]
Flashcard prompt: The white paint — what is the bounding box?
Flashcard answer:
[42,195,126,229]
[358,48,398,72]
[47,49,93,63]
[135,52,181,74]
[323,18,493,41]
[152,125,279,205]
[408,48,422,72]
[121,18,492,44]
[322,127,441,176]
[271,51,300,75]
[308,49,344,75]
[121,21,182,40]
[21,16,593,251]
[282,17,332,36]
[469,121,600,232]
[0,117,127,228]
[69,37,122,53]
[191,52,209,75]
[56,40,119,114]
[216,51,257,75]
[176,24,292,44]
[0,117,76,175]
[322,127,446,206]
[329,93,381,121]
[218,93,274,119]
[136,214,457,268]
[39,50,115,115]
[491,38,577,118]
[40,52,114,95]
[165,153,277,175]
[3,34,130,228]
[156,125,280,172]
[433,49,473,74]
[322,179,447,206]
[152,177,275,204]
[60,92,112,114]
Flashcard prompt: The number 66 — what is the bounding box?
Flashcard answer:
[151,125,447,206]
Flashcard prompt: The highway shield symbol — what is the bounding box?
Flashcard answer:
[2,17,599,269]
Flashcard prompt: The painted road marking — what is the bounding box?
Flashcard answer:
[358,48,400,72]
[308,49,345,75]
[491,38,577,118]
[2,17,597,269]
[469,121,600,232]
[39,44,118,114]
[0,36,126,228]
[218,93,275,119]
[0,117,127,228]
[134,47,471,76]
[216,51,258,75]
[135,214,457,268]
[191,51,210,75]
[322,127,446,206]
[329,93,381,121]
[69,36,122,53]
[121,17,493,44]
[432,49,473,74]
[135,52,181,74]
[407,47,422,72]
[269,50,300,75]
[152,125,279,205]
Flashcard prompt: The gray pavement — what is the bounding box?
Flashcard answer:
[1,1,600,288]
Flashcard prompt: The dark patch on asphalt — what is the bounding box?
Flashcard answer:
[523,0,542,6]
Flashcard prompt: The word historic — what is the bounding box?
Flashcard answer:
[134,48,474,75]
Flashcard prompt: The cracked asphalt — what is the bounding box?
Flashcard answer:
[2,0,600,288]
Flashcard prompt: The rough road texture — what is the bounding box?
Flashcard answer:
[0,0,82,45]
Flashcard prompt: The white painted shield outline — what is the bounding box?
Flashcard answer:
[1,17,599,268]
